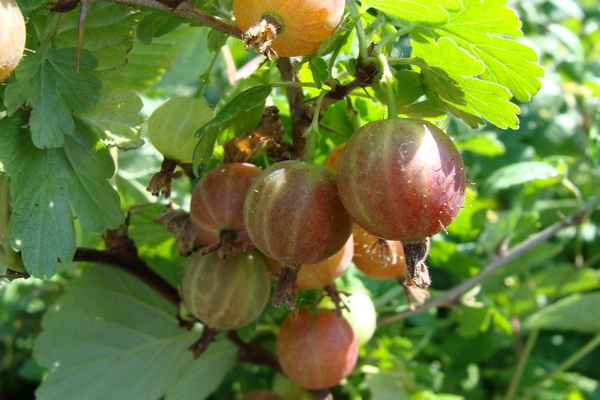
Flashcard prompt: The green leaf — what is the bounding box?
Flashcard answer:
[453,305,492,337]
[310,57,330,89]
[137,10,184,45]
[411,26,520,129]
[455,133,506,157]
[532,264,600,297]
[53,4,138,80]
[524,292,600,333]
[75,84,144,149]
[429,0,544,103]
[33,267,237,400]
[362,0,460,24]
[483,161,561,192]
[192,85,271,174]
[0,112,123,278]
[110,25,192,91]
[206,29,229,53]
[3,49,102,148]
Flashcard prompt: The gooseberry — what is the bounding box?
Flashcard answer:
[338,118,466,242]
[147,97,214,163]
[233,0,345,59]
[0,0,26,83]
[181,249,270,330]
[190,162,262,256]
[276,307,358,390]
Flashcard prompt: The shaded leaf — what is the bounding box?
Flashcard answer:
[137,10,183,45]
[524,292,600,333]
[33,267,237,400]
[4,49,102,148]
[75,84,144,149]
[0,112,123,278]
[110,25,192,91]
[53,4,138,80]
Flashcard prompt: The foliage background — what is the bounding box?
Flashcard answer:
[1,0,599,399]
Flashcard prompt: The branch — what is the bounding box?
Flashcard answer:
[51,0,242,38]
[74,247,181,307]
[377,205,595,326]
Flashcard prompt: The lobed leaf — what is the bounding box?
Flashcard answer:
[75,84,144,149]
[411,27,520,129]
[428,0,544,103]
[0,112,123,278]
[34,267,237,400]
[110,26,192,91]
[53,4,138,80]
[362,0,461,24]
[3,49,102,148]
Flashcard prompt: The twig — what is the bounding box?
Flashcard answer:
[100,0,241,38]
[74,247,181,307]
[516,333,600,400]
[227,330,282,372]
[377,206,594,326]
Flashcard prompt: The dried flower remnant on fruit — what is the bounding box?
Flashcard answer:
[233,0,345,58]
[403,238,431,288]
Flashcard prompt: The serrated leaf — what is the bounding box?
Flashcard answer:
[411,26,520,129]
[0,112,123,278]
[3,49,102,148]
[524,293,600,333]
[361,0,453,24]
[53,4,138,80]
[193,85,271,174]
[33,267,237,400]
[429,0,544,102]
[453,305,492,337]
[533,265,600,297]
[110,25,192,91]
[483,161,561,192]
[75,84,144,149]
[137,10,183,45]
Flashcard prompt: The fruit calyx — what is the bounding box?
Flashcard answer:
[242,15,283,60]
[403,238,431,288]
[199,228,243,259]
[273,263,300,308]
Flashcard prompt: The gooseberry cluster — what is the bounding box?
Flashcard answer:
[147,0,466,394]
[168,115,465,392]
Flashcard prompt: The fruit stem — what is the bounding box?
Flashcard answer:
[349,0,369,59]
[303,91,327,164]
[194,47,221,99]
[188,326,219,359]
[374,26,412,54]
[0,176,24,273]
[378,53,398,120]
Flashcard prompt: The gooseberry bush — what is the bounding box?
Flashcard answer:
[1,1,599,400]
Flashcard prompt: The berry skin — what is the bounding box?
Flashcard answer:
[276,307,358,390]
[244,160,353,265]
[233,0,345,58]
[0,0,26,83]
[338,118,466,242]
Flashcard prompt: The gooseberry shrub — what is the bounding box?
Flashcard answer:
[3,1,597,400]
